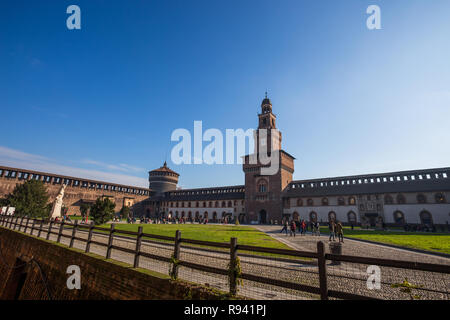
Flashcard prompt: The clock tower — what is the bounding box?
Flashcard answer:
[243,95,295,224]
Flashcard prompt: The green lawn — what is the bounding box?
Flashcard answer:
[98,223,291,251]
[319,227,450,254]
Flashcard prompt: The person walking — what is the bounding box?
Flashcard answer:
[301,220,306,236]
[290,220,297,237]
[316,221,321,236]
[329,220,336,241]
[281,220,289,235]
[336,221,344,243]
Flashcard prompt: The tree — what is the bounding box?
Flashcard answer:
[4,180,50,218]
[80,202,91,219]
[90,197,115,225]
[120,205,130,219]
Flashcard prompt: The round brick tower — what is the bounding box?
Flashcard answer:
[148,161,179,195]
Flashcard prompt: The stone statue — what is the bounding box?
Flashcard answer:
[50,184,66,218]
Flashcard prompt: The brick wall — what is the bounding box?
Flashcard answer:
[0,227,227,300]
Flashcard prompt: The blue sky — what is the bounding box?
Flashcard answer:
[1,0,449,188]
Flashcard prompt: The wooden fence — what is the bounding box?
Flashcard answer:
[0,214,449,300]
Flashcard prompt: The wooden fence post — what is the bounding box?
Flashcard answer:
[69,220,78,248]
[46,219,54,240]
[57,220,65,243]
[85,222,95,253]
[23,218,30,234]
[317,241,328,300]
[38,219,44,238]
[171,230,182,278]
[106,223,115,259]
[30,219,36,235]
[229,237,238,296]
[133,226,143,268]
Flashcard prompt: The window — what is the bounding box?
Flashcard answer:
[417,194,427,204]
[328,211,336,222]
[393,211,405,224]
[310,212,317,222]
[419,211,432,225]
[384,195,393,204]
[258,184,267,193]
[297,198,303,206]
[435,193,446,204]
[396,194,406,204]
[307,198,314,206]
[347,211,357,224]
[348,197,356,205]
[322,198,329,206]
[338,197,345,206]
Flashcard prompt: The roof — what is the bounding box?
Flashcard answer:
[149,161,179,176]
[283,167,450,197]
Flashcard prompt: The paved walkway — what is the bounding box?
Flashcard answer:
[255,225,450,265]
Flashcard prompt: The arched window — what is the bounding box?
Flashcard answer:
[209,201,212,207]
[221,201,226,207]
[257,179,268,193]
[322,198,329,206]
[348,197,356,205]
[228,201,232,207]
[215,201,219,208]
[338,197,345,206]
[181,211,185,217]
[347,211,357,224]
[297,199,303,206]
[213,212,217,221]
[188,211,192,219]
[384,195,393,204]
[309,211,317,222]
[307,198,314,206]
[196,202,199,208]
[328,211,336,222]
[258,184,267,193]
[204,212,208,220]
[420,211,432,225]
[293,212,299,221]
[393,211,405,224]
[417,194,427,204]
[195,211,199,220]
[222,211,226,217]
[435,193,446,204]
[396,194,406,204]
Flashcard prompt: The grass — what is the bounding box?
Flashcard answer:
[99,223,290,250]
[319,226,450,254]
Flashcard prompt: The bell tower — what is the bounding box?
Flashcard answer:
[243,94,295,224]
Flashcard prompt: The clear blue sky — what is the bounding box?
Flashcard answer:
[1,0,449,188]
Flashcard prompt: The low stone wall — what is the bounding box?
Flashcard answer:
[0,227,227,300]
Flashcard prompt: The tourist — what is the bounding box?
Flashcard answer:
[329,221,336,241]
[290,220,296,237]
[281,220,288,235]
[316,221,321,236]
[301,220,306,236]
[336,221,344,243]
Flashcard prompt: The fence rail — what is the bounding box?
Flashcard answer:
[0,214,449,300]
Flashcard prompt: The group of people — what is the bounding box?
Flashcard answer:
[328,220,344,242]
[280,219,344,242]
